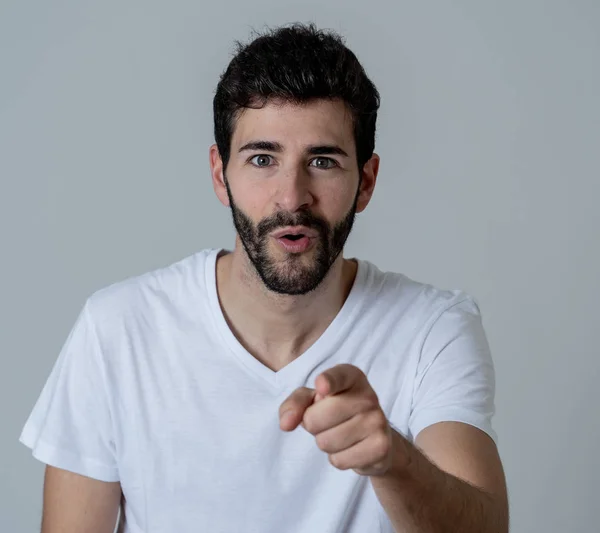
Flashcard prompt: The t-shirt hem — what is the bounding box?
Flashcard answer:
[19,423,120,483]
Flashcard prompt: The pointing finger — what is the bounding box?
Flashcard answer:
[279,387,316,431]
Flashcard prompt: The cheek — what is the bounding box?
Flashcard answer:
[320,181,358,214]
[229,178,262,207]
[232,174,357,220]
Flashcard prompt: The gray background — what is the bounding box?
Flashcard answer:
[1,1,598,531]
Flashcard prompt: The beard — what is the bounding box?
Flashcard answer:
[224,175,361,296]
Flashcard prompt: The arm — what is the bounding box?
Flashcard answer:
[41,466,122,533]
[371,422,509,533]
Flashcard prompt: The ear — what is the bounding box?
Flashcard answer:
[355,153,380,214]
[210,144,230,207]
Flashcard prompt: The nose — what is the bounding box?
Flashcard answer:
[275,165,314,212]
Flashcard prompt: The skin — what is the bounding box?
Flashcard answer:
[209,98,379,371]
[41,98,380,532]
[40,466,121,533]
[213,97,508,531]
[279,364,509,533]
[41,97,507,532]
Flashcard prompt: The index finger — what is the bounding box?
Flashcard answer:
[279,387,316,431]
[316,364,365,397]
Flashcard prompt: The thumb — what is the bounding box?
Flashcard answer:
[279,387,316,431]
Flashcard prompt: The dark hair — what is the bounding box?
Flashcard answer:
[213,22,380,173]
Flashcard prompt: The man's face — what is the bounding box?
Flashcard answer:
[219,99,366,296]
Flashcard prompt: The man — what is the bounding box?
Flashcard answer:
[20,23,509,533]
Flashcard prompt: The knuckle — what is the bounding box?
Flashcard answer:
[375,434,390,455]
[302,414,315,434]
[366,389,380,404]
[358,398,376,413]
[376,411,389,428]
[359,393,379,411]
[366,410,384,430]
[329,454,342,469]
[315,434,329,451]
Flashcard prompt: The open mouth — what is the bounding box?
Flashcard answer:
[274,233,313,252]
[282,234,305,241]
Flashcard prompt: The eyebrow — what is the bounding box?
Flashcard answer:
[238,140,349,158]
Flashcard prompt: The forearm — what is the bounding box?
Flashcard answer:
[370,430,509,533]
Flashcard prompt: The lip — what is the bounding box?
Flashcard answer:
[274,234,314,253]
[271,226,319,239]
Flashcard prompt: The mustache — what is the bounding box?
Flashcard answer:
[256,213,329,237]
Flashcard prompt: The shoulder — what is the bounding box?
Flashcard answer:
[360,258,481,329]
[363,260,479,320]
[84,248,214,330]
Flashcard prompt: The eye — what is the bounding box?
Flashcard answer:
[249,154,273,167]
[309,157,338,169]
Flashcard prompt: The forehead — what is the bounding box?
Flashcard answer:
[231,98,355,152]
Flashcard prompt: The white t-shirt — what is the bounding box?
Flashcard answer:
[20,248,497,533]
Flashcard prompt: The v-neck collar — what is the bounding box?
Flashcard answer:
[204,248,370,392]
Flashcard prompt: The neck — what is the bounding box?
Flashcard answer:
[215,239,358,372]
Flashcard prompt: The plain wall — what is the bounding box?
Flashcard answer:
[1,1,598,531]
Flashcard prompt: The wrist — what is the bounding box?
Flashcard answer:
[372,428,414,480]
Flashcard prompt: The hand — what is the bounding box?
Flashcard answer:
[279,363,396,477]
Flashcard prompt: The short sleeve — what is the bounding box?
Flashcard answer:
[408,295,498,445]
[19,299,119,482]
